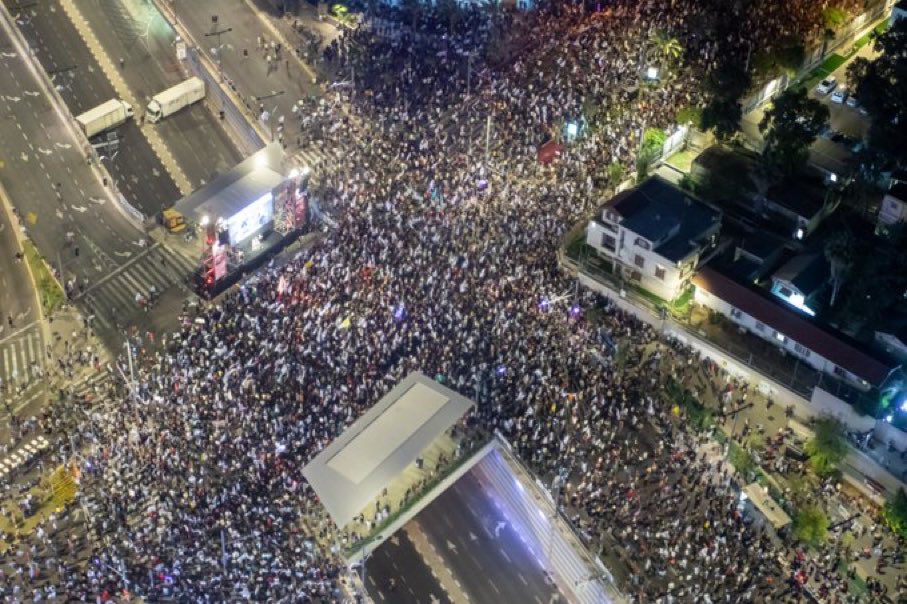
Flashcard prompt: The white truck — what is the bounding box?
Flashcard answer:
[147,77,205,123]
[75,99,134,138]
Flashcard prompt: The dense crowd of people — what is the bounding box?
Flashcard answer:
[0,0,892,602]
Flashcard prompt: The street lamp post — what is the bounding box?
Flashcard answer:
[355,534,382,602]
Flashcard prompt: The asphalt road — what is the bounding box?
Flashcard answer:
[165,0,321,152]
[369,470,562,604]
[366,532,453,604]
[73,0,242,193]
[7,0,181,216]
[0,201,38,336]
[0,16,195,352]
[0,21,139,290]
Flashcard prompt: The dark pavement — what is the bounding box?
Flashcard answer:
[7,0,180,215]
[0,16,195,350]
[368,470,562,604]
[162,0,322,152]
[366,532,453,604]
[73,0,242,193]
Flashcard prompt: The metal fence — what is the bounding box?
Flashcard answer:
[184,47,265,156]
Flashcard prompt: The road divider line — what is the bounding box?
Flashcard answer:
[0,0,140,231]
[404,521,471,604]
[56,0,193,196]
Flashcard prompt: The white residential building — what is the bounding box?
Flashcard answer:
[693,266,900,391]
[586,176,721,301]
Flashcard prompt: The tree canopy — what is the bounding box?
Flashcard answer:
[794,503,829,547]
[701,62,751,140]
[849,18,907,166]
[832,223,907,329]
[824,228,855,308]
[804,416,847,476]
[759,88,829,177]
[882,488,907,539]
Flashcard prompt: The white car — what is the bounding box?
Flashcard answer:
[846,94,859,108]
[816,76,837,95]
[830,88,847,104]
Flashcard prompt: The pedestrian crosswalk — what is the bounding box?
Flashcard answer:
[0,323,45,390]
[76,243,197,331]
[292,144,345,173]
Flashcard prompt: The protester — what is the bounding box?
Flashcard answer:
[0,1,877,601]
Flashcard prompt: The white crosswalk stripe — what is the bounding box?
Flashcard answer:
[0,324,45,388]
[79,245,198,331]
[292,145,343,172]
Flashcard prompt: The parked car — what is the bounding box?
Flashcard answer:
[845,94,859,108]
[830,88,847,104]
[816,76,837,95]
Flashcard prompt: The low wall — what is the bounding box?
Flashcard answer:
[874,420,907,453]
[577,271,872,430]
[810,388,877,433]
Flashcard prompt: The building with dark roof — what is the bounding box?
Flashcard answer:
[892,0,907,25]
[586,176,721,300]
[763,175,838,240]
[877,182,907,237]
[693,266,901,390]
[769,253,830,316]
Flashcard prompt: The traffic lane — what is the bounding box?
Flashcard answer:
[102,120,181,214]
[367,532,453,604]
[0,191,38,327]
[75,0,242,187]
[157,104,243,189]
[14,0,111,115]
[0,30,140,286]
[169,0,316,140]
[21,0,180,216]
[418,472,560,604]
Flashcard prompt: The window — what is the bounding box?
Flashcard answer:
[774,331,786,343]
[730,308,742,319]
[630,270,642,282]
[755,322,765,332]
[634,254,645,269]
[634,237,651,250]
[601,233,617,252]
[778,286,793,298]
[654,265,666,280]
[794,343,810,357]
[833,366,847,378]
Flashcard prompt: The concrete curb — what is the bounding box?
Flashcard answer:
[0,1,142,232]
[57,0,193,196]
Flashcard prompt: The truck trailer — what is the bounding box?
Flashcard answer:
[75,99,134,139]
[147,77,206,123]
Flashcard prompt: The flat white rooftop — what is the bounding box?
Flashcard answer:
[302,372,475,527]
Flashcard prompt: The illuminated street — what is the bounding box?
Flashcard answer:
[0,0,906,603]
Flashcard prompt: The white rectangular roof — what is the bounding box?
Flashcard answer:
[302,372,474,527]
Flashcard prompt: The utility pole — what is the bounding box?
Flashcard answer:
[484,113,493,174]
[56,251,64,292]
[205,16,232,81]
[466,52,473,99]
[357,535,382,602]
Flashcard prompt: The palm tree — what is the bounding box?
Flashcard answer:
[649,30,683,68]
[824,228,855,307]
